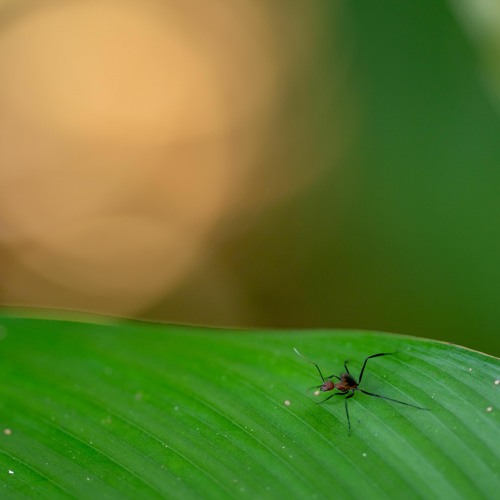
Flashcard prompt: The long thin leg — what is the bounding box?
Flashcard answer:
[358,352,395,383]
[344,361,350,375]
[317,391,348,404]
[344,392,355,433]
[360,389,428,410]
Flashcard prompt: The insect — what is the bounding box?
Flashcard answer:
[294,348,428,433]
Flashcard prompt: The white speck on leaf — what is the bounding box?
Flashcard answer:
[284,400,291,407]
[8,470,14,475]
[495,379,500,386]
[486,406,493,412]
[3,429,12,436]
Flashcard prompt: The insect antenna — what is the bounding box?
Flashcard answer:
[294,348,325,382]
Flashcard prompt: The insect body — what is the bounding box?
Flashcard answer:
[294,348,428,433]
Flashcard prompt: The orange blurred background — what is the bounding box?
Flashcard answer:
[2,1,500,355]
[0,0,334,317]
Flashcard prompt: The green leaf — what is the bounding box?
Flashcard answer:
[0,312,499,498]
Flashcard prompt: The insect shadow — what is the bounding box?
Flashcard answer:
[294,348,429,433]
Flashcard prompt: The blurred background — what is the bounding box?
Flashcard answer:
[1,0,500,355]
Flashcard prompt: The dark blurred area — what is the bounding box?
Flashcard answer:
[1,1,499,355]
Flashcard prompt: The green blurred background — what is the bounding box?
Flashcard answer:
[148,1,500,355]
[1,1,499,355]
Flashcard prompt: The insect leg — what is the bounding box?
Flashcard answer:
[358,352,396,384]
[344,391,355,433]
[317,391,347,405]
[360,389,428,410]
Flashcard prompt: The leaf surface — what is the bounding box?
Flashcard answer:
[0,312,498,498]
